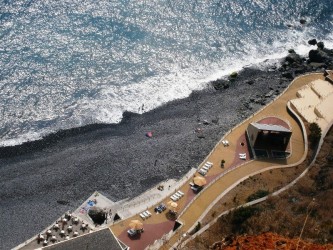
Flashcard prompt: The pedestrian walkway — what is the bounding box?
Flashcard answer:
[111,72,331,250]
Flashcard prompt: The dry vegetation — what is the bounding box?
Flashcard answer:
[183,126,333,249]
[212,232,333,250]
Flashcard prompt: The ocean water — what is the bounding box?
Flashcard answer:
[0,0,333,146]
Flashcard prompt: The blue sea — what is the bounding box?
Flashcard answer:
[0,0,333,146]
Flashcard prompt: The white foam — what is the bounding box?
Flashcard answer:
[0,131,43,147]
[1,0,333,147]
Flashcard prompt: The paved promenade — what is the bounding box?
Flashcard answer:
[110,73,327,250]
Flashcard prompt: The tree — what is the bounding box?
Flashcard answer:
[308,123,321,146]
[221,159,226,168]
[246,190,269,202]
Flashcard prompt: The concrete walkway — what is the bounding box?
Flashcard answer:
[110,73,327,250]
[160,73,328,249]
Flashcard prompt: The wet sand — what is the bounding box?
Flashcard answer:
[0,66,291,249]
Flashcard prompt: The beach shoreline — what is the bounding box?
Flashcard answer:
[1,45,332,250]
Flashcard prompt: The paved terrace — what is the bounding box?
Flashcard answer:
[110,73,328,250]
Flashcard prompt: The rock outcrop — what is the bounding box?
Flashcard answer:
[210,39,333,91]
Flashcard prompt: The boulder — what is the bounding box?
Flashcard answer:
[212,118,219,124]
[309,49,329,63]
[282,71,294,79]
[211,79,230,90]
[254,98,262,104]
[308,39,317,45]
[308,62,327,70]
[323,47,333,55]
[317,42,325,50]
[294,66,307,74]
[285,53,303,65]
[243,101,252,110]
[265,90,274,98]
[229,72,238,78]
[278,66,285,72]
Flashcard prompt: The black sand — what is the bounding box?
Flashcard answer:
[0,66,302,249]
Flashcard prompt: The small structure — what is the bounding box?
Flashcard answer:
[290,76,333,131]
[247,119,292,158]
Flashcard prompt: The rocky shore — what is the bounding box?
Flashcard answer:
[0,41,332,250]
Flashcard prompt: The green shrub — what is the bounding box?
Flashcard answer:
[309,122,322,146]
[229,72,238,79]
[194,222,201,232]
[232,206,258,225]
[221,159,225,168]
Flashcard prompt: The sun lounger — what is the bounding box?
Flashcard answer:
[189,182,194,186]
[201,168,207,174]
[140,213,146,220]
[170,195,179,201]
[206,161,213,166]
[174,193,181,198]
[177,191,184,196]
[170,196,177,201]
[202,166,209,171]
[176,192,182,198]
[143,211,150,217]
[239,153,246,159]
[198,169,207,176]
[145,210,152,217]
[204,163,212,168]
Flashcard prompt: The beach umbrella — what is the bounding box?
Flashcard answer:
[129,220,143,230]
[193,176,207,186]
[167,201,178,210]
